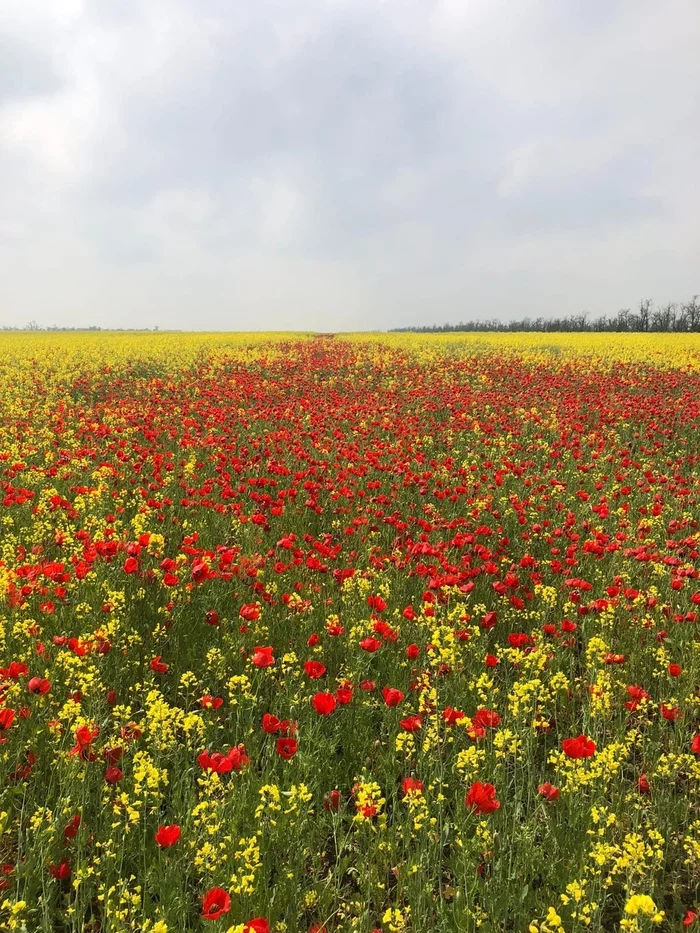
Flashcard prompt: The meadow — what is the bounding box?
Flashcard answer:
[1,331,699,932]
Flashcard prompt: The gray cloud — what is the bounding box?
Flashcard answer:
[0,0,698,330]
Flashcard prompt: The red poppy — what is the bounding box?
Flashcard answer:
[205,610,220,626]
[690,734,700,755]
[473,708,501,729]
[150,656,168,674]
[443,707,465,726]
[304,660,326,679]
[683,911,698,927]
[382,687,404,708]
[367,595,387,612]
[63,814,81,839]
[359,637,382,653]
[240,603,261,621]
[406,643,420,659]
[262,713,282,734]
[661,703,681,721]
[465,782,500,814]
[275,737,298,759]
[251,646,274,668]
[561,735,596,759]
[0,708,15,731]
[402,776,424,796]
[27,677,51,695]
[484,654,499,667]
[537,782,560,801]
[244,920,270,933]
[154,824,181,847]
[324,789,340,811]
[637,774,650,794]
[201,887,231,921]
[312,692,336,716]
[201,695,223,709]
[104,766,123,784]
[335,685,353,705]
[50,861,72,880]
[668,664,682,677]
[198,745,249,773]
[399,714,422,732]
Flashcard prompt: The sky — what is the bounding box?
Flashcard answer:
[1,0,699,331]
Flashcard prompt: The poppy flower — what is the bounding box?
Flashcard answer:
[335,685,353,705]
[27,677,51,695]
[668,664,682,677]
[324,789,340,811]
[150,656,168,674]
[0,708,15,731]
[198,745,249,773]
[251,646,274,668]
[661,703,681,721]
[399,714,422,732]
[104,766,123,784]
[50,861,71,880]
[275,737,298,759]
[262,713,282,734]
[201,887,231,921]
[382,687,404,708]
[359,680,376,691]
[683,911,698,927]
[402,776,424,796]
[537,782,560,801]
[63,814,81,839]
[312,692,336,715]
[154,824,181,847]
[359,637,382,653]
[473,708,501,729]
[484,654,499,667]
[443,707,465,726]
[367,595,386,612]
[637,774,650,794]
[690,734,700,755]
[240,603,261,621]
[561,735,596,759]
[304,660,326,679]
[205,610,219,626]
[244,920,270,933]
[201,695,223,709]
[465,782,500,814]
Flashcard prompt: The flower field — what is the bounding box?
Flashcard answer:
[1,331,700,933]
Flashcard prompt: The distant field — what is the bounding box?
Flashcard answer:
[1,332,699,932]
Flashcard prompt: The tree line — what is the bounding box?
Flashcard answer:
[391,296,700,333]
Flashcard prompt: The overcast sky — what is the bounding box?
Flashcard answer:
[1,0,698,331]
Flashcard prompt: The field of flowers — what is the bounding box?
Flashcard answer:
[1,331,700,933]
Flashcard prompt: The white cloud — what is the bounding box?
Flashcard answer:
[0,0,698,329]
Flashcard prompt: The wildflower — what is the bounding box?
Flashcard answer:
[537,782,560,801]
[27,677,51,695]
[312,692,336,715]
[201,887,231,921]
[402,777,424,796]
[466,782,500,814]
[304,660,326,679]
[275,737,298,760]
[155,824,181,847]
[561,735,596,759]
[251,646,274,668]
[382,687,405,708]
